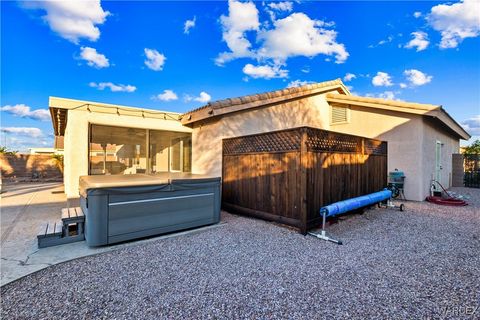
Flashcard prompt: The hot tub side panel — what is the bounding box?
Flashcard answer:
[83,180,221,246]
[81,194,109,246]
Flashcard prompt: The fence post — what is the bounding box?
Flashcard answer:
[300,128,308,235]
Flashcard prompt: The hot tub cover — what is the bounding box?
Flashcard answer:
[79,173,220,197]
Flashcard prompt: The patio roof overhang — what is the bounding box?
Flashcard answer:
[50,107,67,136]
[49,96,182,136]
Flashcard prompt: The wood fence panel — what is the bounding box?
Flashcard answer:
[222,127,387,233]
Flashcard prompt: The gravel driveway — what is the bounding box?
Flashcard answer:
[1,187,479,319]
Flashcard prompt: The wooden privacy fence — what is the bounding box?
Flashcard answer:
[222,127,388,234]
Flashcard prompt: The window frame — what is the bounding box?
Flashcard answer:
[87,123,192,175]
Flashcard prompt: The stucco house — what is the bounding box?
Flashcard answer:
[49,79,470,201]
[49,97,192,198]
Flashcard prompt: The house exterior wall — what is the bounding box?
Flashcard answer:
[192,92,336,177]
[63,109,190,198]
[191,95,460,201]
[325,105,425,201]
[421,117,460,194]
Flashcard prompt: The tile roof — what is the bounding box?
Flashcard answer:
[181,78,349,124]
[326,93,440,111]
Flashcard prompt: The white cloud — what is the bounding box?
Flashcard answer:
[345,85,360,95]
[414,11,422,18]
[1,127,43,138]
[195,92,211,103]
[372,72,393,87]
[377,91,397,100]
[257,13,348,64]
[185,92,212,103]
[427,0,480,49]
[152,90,178,101]
[404,31,430,51]
[286,79,314,88]
[403,69,433,86]
[0,128,52,151]
[80,46,109,68]
[461,115,480,135]
[366,91,399,100]
[21,0,109,44]
[216,2,348,72]
[399,83,408,89]
[184,16,196,34]
[368,35,394,48]
[343,73,356,82]
[267,2,293,12]
[144,48,166,71]
[1,104,50,121]
[242,63,288,79]
[265,1,293,21]
[89,82,136,92]
[216,0,260,65]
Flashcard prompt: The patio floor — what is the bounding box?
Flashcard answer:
[1,184,478,319]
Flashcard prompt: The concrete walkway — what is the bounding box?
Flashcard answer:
[0,182,223,286]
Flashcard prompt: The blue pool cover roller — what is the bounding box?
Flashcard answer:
[320,189,392,218]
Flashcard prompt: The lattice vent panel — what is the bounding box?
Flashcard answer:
[305,128,362,153]
[223,130,301,155]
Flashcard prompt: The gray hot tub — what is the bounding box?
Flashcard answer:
[79,173,221,247]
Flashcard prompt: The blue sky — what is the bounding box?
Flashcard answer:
[1,0,479,151]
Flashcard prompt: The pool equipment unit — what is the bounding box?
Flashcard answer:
[309,189,404,245]
[388,169,406,199]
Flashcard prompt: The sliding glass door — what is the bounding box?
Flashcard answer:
[149,130,192,174]
[89,124,191,175]
[89,125,147,175]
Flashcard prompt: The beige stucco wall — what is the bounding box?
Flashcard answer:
[191,96,460,201]
[63,109,191,198]
[191,92,336,177]
[421,117,459,194]
[327,106,425,200]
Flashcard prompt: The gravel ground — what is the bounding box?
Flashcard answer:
[1,187,479,319]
